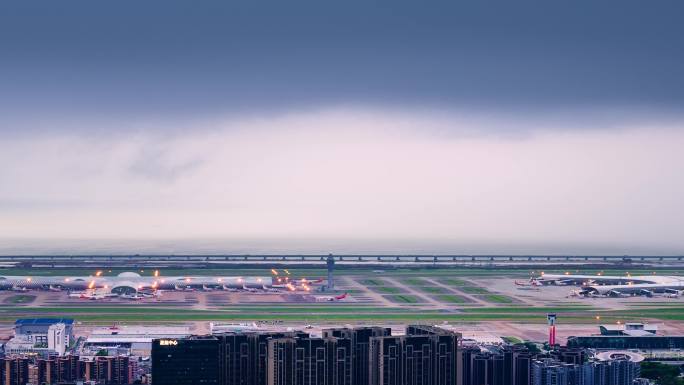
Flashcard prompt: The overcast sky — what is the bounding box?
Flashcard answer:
[1,0,683,255]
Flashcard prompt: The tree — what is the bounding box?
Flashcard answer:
[640,362,684,385]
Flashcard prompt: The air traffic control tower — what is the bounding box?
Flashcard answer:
[326,254,335,291]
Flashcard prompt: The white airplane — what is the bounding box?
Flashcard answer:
[138,289,162,298]
[315,293,348,302]
[607,289,631,298]
[174,284,196,291]
[272,274,324,290]
[517,286,541,291]
[69,291,107,300]
[120,293,145,300]
[515,278,542,287]
[222,285,240,292]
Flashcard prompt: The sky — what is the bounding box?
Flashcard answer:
[1,1,683,255]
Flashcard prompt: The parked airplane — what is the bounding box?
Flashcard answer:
[315,293,348,302]
[535,273,684,298]
[68,290,114,300]
[515,278,542,287]
[0,271,313,298]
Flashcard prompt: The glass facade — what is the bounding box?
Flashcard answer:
[152,336,220,385]
[567,336,684,350]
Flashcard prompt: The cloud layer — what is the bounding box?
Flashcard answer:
[2,1,684,254]
[1,109,683,254]
[2,0,684,127]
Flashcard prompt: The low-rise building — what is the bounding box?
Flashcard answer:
[84,325,191,356]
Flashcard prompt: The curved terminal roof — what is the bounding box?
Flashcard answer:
[118,272,142,278]
[111,280,138,290]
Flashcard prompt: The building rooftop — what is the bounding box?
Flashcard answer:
[622,330,655,337]
[15,318,74,326]
[85,325,192,344]
[599,323,657,335]
[90,325,190,335]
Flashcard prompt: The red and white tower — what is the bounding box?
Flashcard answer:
[547,313,557,346]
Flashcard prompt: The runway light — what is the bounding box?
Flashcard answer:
[27,277,32,282]
[257,278,262,283]
[284,269,290,275]
[96,271,102,277]
[565,272,569,275]
[595,316,600,320]
[104,285,109,289]
[154,270,159,277]
[217,278,222,282]
[185,278,191,283]
[64,278,70,282]
[271,269,279,275]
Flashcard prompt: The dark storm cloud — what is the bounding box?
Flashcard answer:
[1,0,683,129]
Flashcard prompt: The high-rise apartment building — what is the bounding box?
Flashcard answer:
[219,331,307,385]
[153,326,461,385]
[267,336,353,385]
[323,327,392,385]
[2,356,30,385]
[369,325,461,385]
